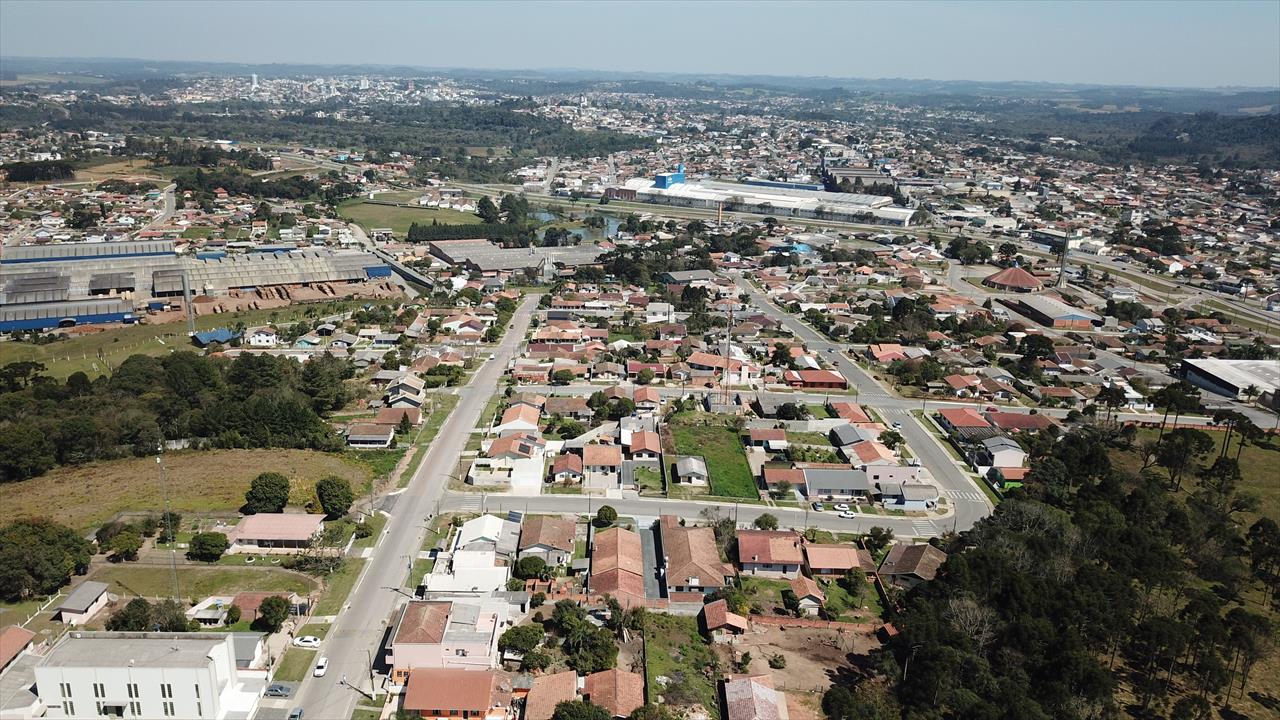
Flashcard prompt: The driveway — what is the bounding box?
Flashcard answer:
[637,523,663,599]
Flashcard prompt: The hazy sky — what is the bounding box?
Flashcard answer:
[2,0,1278,88]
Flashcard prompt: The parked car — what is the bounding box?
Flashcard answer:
[293,636,321,649]
[811,502,825,512]
[837,510,857,519]
[833,503,850,511]
[313,657,328,678]
[288,709,304,720]
[264,685,292,699]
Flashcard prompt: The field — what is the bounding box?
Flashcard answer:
[643,612,719,712]
[669,413,759,498]
[337,199,481,235]
[0,297,398,379]
[313,558,366,615]
[73,157,161,182]
[0,449,369,531]
[86,565,317,599]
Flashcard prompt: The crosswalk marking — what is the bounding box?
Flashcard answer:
[911,521,936,536]
[944,490,985,502]
[455,496,482,511]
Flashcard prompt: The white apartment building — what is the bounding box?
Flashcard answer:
[35,632,267,720]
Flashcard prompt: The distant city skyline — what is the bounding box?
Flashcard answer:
[1,0,1278,89]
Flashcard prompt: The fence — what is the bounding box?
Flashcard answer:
[748,614,880,633]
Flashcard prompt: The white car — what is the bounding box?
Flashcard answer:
[837,510,857,519]
[312,657,328,678]
[292,636,321,649]
[833,503,850,512]
[891,421,903,430]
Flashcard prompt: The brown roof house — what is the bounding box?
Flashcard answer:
[737,530,804,578]
[802,543,876,577]
[590,527,646,604]
[879,543,948,589]
[524,670,579,720]
[700,598,749,642]
[518,515,577,567]
[658,516,735,595]
[225,513,326,554]
[722,674,788,720]
[583,668,645,718]
[402,667,512,720]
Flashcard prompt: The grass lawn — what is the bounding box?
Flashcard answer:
[643,612,719,712]
[740,576,791,610]
[88,565,316,599]
[352,514,387,549]
[344,448,407,488]
[275,648,317,682]
[313,558,366,615]
[786,431,832,446]
[822,577,882,621]
[351,709,382,720]
[408,558,435,589]
[298,623,331,640]
[669,413,759,499]
[545,484,583,495]
[0,597,52,628]
[337,199,481,235]
[806,404,835,419]
[0,449,369,532]
[573,540,587,561]
[634,466,664,494]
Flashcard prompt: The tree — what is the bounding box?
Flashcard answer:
[770,343,793,369]
[107,598,154,631]
[315,475,354,518]
[1156,428,1215,491]
[594,505,617,528]
[552,599,588,634]
[108,527,143,561]
[0,519,93,601]
[781,588,801,616]
[151,598,193,632]
[864,526,894,553]
[878,430,904,451]
[1095,385,1128,422]
[186,532,229,562]
[224,604,242,626]
[754,513,780,531]
[776,402,809,420]
[499,623,544,654]
[254,595,290,633]
[244,472,291,513]
[522,649,552,671]
[552,369,575,385]
[477,196,501,223]
[514,556,548,580]
[636,368,655,385]
[0,424,56,481]
[552,700,611,720]
[564,624,619,673]
[628,705,675,720]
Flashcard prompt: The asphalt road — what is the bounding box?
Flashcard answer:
[733,276,997,531]
[287,295,538,720]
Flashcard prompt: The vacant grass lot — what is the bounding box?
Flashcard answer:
[337,199,480,235]
[275,648,317,682]
[87,565,316,599]
[0,449,368,531]
[313,558,366,615]
[644,612,719,712]
[669,413,758,498]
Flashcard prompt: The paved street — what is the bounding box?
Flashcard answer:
[287,295,538,720]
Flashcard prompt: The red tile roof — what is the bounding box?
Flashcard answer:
[584,668,645,718]
[403,668,506,714]
[0,625,36,670]
[737,530,803,565]
[393,601,451,645]
[524,670,579,720]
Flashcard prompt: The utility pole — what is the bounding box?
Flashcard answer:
[158,456,180,602]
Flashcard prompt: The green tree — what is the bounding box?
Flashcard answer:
[315,475,354,518]
[186,532,229,562]
[514,556,548,580]
[107,598,153,631]
[498,623,544,654]
[151,598,193,632]
[594,506,617,528]
[552,599,588,634]
[552,369,575,385]
[0,519,93,601]
[224,604,242,626]
[0,424,56,481]
[552,700,611,720]
[754,513,779,531]
[254,595,290,633]
[1156,428,1214,491]
[636,368,655,385]
[244,472,291,513]
[477,196,501,223]
[108,527,143,561]
[564,624,619,673]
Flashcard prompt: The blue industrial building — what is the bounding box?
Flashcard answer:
[0,299,135,332]
[653,163,686,189]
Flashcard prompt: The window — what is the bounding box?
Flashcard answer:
[129,701,141,717]
[160,684,172,699]
[127,684,138,699]
[60,682,72,698]
[196,701,202,716]
[163,700,175,717]
[62,701,74,715]
[93,682,105,698]
[96,701,105,715]
[193,684,200,698]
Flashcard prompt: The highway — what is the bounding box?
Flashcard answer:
[286,295,538,720]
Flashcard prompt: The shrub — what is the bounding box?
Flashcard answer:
[593,506,617,528]
[315,475,354,518]
[186,532,229,562]
[244,472,290,513]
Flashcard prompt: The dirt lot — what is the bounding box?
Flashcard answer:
[717,624,880,694]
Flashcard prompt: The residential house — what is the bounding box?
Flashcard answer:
[879,543,948,589]
[590,527,646,603]
[401,668,512,720]
[348,423,395,448]
[802,468,874,501]
[658,516,735,595]
[789,575,826,616]
[549,453,584,484]
[375,407,422,427]
[722,674,787,720]
[225,514,326,554]
[492,403,541,436]
[518,515,577,567]
[388,599,509,682]
[582,445,623,479]
[674,456,709,485]
[583,668,645,719]
[700,599,749,642]
[782,369,848,389]
[747,428,789,452]
[737,530,803,578]
[523,671,578,720]
[627,431,661,461]
[803,544,875,578]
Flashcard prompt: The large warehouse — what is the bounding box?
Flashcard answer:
[1182,358,1279,406]
[616,171,918,226]
[0,240,394,332]
[427,239,602,276]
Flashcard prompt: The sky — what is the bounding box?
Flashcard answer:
[2,0,1278,88]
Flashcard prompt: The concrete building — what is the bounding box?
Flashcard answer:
[34,632,267,720]
[387,599,510,683]
[54,582,110,626]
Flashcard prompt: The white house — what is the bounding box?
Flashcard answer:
[55,582,110,626]
[34,632,268,720]
[246,328,278,348]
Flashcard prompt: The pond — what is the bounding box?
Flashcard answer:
[532,211,622,243]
